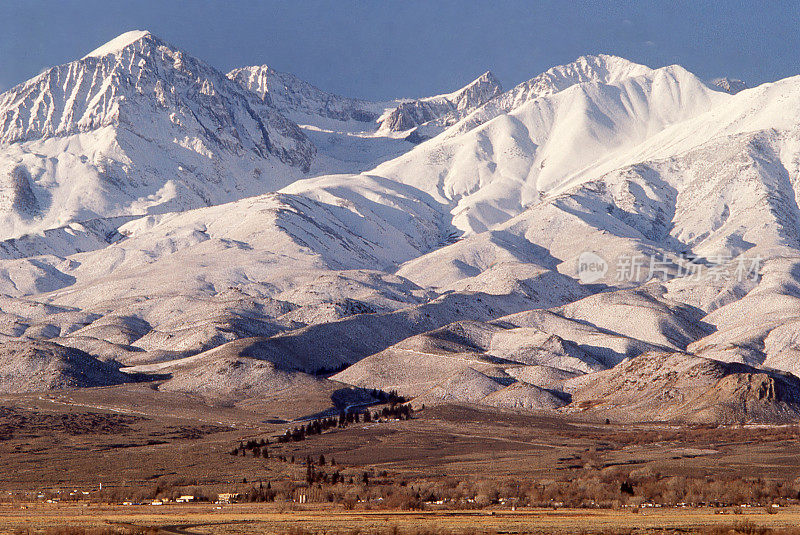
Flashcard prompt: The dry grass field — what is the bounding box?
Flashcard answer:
[5,504,800,534]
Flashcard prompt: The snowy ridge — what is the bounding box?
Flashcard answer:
[83,30,151,58]
[228,64,503,136]
[377,71,503,135]
[228,65,504,172]
[227,64,389,125]
[449,54,653,135]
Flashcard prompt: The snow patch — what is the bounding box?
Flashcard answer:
[83,30,151,59]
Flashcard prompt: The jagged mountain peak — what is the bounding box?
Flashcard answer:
[470,70,499,83]
[434,70,503,101]
[227,64,284,102]
[0,30,315,239]
[558,53,650,75]
[0,29,312,158]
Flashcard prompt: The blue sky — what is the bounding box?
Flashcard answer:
[0,1,798,99]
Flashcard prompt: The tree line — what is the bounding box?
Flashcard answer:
[275,403,413,444]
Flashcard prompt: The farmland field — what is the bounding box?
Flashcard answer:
[4,504,800,534]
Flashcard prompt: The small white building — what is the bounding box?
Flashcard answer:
[176,495,195,503]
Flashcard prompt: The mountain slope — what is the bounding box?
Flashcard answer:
[568,352,800,424]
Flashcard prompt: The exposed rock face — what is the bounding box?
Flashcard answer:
[1,165,39,217]
[711,77,748,94]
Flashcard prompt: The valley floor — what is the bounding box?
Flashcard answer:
[3,384,800,523]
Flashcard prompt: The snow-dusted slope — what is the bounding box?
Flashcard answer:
[567,352,800,424]
[0,339,133,393]
[11,172,449,303]
[0,31,315,240]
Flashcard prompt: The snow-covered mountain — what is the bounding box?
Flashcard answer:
[0,30,315,240]
[1,33,799,423]
[448,54,654,136]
